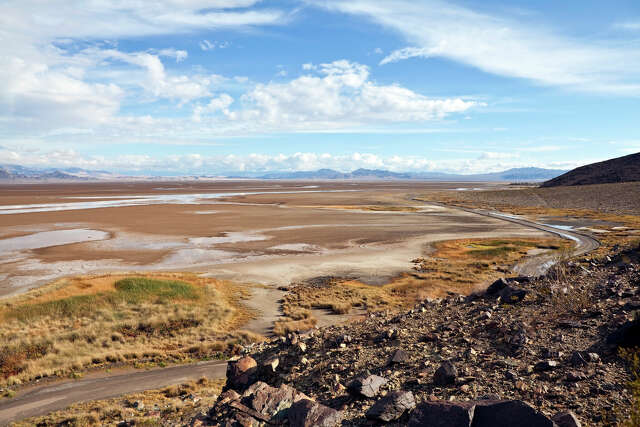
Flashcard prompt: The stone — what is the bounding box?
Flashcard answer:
[347,374,388,398]
[408,401,475,427]
[288,399,343,427]
[552,411,582,427]
[586,353,600,363]
[243,382,309,421]
[606,317,640,348]
[390,349,409,364]
[486,278,509,295]
[366,390,416,422]
[499,286,528,303]
[570,351,588,367]
[260,356,279,374]
[434,361,458,386]
[297,342,307,353]
[473,400,555,427]
[226,356,257,391]
[534,360,559,371]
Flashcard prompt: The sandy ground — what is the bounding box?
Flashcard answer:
[0,181,549,299]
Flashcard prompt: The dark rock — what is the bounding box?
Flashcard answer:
[552,411,582,427]
[534,360,559,371]
[366,390,416,422]
[570,351,588,367]
[288,399,343,427]
[486,278,509,295]
[390,349,409,364]
[347,374,388,398]
[606,317,640,348]
[473,400,555,427]
[226,356,257,391]
[243,381,309,420]
[499,285,528,303]
[422,332,439,342]
[434,361,458,386]
[408,401,475,427]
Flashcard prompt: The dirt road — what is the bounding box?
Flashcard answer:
[0,361,227,425]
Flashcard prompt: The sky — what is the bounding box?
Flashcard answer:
[1,0,639,175]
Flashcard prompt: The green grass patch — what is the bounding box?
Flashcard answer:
[114,277,199,303]
[4,278,200,322]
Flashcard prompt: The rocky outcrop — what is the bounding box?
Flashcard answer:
[195,245,640,426]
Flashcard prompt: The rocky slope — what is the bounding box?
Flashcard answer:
[542,152,640,187]
[194,245,640,426]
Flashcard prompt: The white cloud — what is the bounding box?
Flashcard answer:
[86,48,215,103]
[192,94,234,122]
[219,60,480,131]
[316,0,640,95]
[0,146,589,175]
[199,40,231,51]
[0,0,285,133]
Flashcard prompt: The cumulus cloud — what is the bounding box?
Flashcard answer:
[216,60,480,131]
[0,0,285,133]
[315,0,640,95]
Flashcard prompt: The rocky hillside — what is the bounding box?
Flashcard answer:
[542,152,640,187]
[192,245,640,426]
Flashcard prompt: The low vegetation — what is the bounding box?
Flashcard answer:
[416,183,640,259]
[274,237,568,335]
[12,377,225,427]
[0,273,259,388]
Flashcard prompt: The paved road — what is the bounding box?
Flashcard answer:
[0,204,600,425]
[0,361,227,425]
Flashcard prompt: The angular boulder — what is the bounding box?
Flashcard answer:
[390,349,409,364]
[288,399,343,427]
[486,278,509,295]
[366,390,416,422]
[551,411,582,427]
[226,356,257,391]
[408,401,475,427]
[347,374,388,398]
[434,360,458,386]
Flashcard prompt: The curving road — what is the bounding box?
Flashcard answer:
[0,203,600,426]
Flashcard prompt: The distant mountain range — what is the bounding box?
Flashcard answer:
[0,164,567,183]
[255,167,567,182]
[542,152,640,187]
[0,165,116,181]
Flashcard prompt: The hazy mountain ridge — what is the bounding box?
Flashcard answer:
[0,164,567,182]
[257,167,567,181]
[542,152,640,187]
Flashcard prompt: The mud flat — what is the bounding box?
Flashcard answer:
[0,181,552,298]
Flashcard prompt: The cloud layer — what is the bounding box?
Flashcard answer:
[0,146,584,175]
[316,0,640,95]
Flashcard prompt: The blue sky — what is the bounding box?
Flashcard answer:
[0,0,639,174]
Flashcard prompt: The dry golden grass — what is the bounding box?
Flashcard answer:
[11,377,225,427]
[274,237,567,335]
[0,273,260,388]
